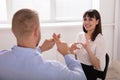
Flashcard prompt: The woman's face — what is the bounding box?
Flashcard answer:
[83,16,99,32]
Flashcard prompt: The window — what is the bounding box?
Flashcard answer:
[12,0,50,21]
[0,0,99,23]
[0,0,7,23]
[56,0,92,21]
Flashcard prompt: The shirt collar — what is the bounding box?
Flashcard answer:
[11,45,41,57]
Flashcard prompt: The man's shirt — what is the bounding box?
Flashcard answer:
[0,45,86,80]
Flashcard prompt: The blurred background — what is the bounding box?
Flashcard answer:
[0,0,120,79]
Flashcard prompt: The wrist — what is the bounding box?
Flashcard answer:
[86,47,92,54]
[39,46,44,53]
[62,50,71,56]
[85,46,90,51]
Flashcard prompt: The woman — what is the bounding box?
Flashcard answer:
[70,9,106,80]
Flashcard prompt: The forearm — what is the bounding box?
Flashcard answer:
[64,54,78,69]
[86,48,100,70]
[64,54,87,80]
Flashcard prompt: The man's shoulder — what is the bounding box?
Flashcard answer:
[0,50,9,55]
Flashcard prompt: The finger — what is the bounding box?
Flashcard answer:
[57,34,61,39]
[74,42,81,45]
[71,43,80,47]
[76,44,81,49]
[52,33,58,41]
[80,42,84,46]
[50,38,54,42]
[55,34,61,42]
[53,33,61,42]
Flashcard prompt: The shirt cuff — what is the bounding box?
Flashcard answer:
[64,54,75,65]
[36,48,42,54]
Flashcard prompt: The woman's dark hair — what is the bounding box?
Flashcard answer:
[83,9,102,41]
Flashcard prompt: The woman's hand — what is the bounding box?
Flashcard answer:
[69,43,80,54]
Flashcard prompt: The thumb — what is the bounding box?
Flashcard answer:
[53,33,61,43]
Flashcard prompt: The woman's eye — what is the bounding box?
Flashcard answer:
[89,18,93,21]
[83,18,87,21]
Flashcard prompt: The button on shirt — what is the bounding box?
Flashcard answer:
[0,46,86,80]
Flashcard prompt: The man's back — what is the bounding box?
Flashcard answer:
[0,9,86,80]
[0,46,86,80]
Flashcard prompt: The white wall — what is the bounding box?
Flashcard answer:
[0,0,115,65]
[100,0,115,66]
[0,24,114,65]
[117,0,120,61]
[100,0,115,24]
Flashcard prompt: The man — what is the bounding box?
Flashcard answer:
[0,9,86,80]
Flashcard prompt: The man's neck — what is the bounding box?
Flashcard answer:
[17,40,36,49]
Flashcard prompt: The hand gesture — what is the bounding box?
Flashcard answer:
[69,43,80,54]
[39,38,55,52]
[53,33,70,56]
[81,34,90,51]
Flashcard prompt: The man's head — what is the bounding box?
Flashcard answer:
[12,9,41,47]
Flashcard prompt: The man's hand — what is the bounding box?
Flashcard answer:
[39,38,55,52]
[53,33,70,56]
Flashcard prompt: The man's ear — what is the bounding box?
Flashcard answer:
[34,27,39,37]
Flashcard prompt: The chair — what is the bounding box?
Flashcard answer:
[96,53,110,80]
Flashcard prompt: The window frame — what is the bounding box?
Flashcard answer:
[0,0,99,24]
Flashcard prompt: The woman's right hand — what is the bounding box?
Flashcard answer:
[69,43,80,54]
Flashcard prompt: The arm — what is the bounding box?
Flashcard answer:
[44,54,86,80]
[81,34,105,70]
[52,33,87,80]
[95,35,106,71]
[81,38,101,70]
[64,54,87,80]
[83,44,101,70]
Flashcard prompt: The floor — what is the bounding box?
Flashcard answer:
[105,67,120,80]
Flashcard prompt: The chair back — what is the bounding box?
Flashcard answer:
[97,53,109,80]
[103,53,109,79]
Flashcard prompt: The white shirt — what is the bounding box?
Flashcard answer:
[75,32,106,71]
[0,46,86,80]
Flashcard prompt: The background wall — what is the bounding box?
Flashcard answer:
[100,0,115,66]
[0,24,114,65]
[0,0,115,65]
[117,0,120,62]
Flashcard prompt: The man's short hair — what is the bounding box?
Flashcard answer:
[12,9,39,39]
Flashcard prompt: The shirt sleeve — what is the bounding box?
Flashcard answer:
[64,54,87,80]
[47,54,87,80]
[0,50,8,55]
[95,34,106,71]
[36,48,42,54]
[36,46,86,80]
[43,54,86,80]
